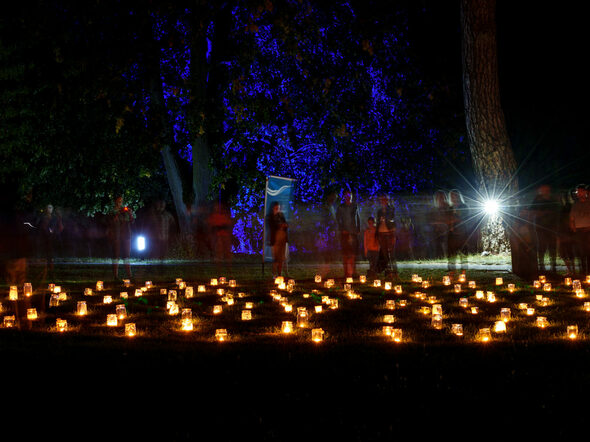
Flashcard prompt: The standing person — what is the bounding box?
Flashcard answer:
[336,189,360,279]
[363,216,379,279]
[432,190,451,260]
[317,191,338,277]
[107,195,134,282]
[375,194,397,279]
[266,201,288,278]
[37,204,63,281]
[148,200,176,263]
[558,189,577,276]
[447,190,469,275]
[529,184,560,274]
[208,201,233,276]
[570,184,590,276]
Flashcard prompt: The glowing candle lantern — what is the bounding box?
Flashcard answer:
[49,294,59,307]
[475,290,484,300]
[384,282,392,291]
[297,307,308,328]
[178,281,186,290]
[198,285,206,293]
[507,283,515,293]
[385,300,396,310]
[103,295,112,304]
[327,279,335,288]
[536,316,548,328]
[383,326,394,336]
[245,302,254,309]
[573,280,582,290]
[421,281,430,289]
[329,299,339,309]
[77,301,87,316]
[443,275,451,286]
[451,324,463,336]
[311,328,324,343]
[120,292,128,299]
[314,275,322,283]
[158,288,167,296]
[27,308,37,320]
[495,277,503,286]
[501,308,511,322]
[9,286,18,301]
[210,278,218,286]
[274,276,284,286]
[539,275,546,283]
[565,277,572,286]
[314,305,323,314]
[278,282,287,290]
[419,306,431,315]
[411,274,420,283]
[343,283,351,291]
[125,323,136,337]
[486,292,496,303]
[213,305,223,315]
[575,289,586,298]
[168,290,177,301]
[567,325,578,339]
[431,314,443,330]
[219,277,227,285]
[175,278,183,285]
[4,315,15,328]
[23,283,32,297]
[373,280,382,288]
[145,281,153,289]
[470,307,479,315]
[459,298,469,308]
[241,309,252,321]
[48,283,55,291]
[458,273,467,283]
[586,275,590,284]
[58,292,67,301]
[123,279,131,287]
[345,277,353,284]
[465,282,475,291]
[96,281,104,291]
[0,302,3,313]
[526,307,535,316]
[84,288,93,296]
[134,289,142,297]
[281,321,294,334]
[284,304,293,313]
[432,304,442,316]
[229,279,237,288]
[543,283,552,292]
[107,314,118,327]
[533,280,541,289]
[217,288,225,296]
[398,300,407,308]
[116,304,127,320]
[454,284,461,294]
[517,303,528,310]
[584,302,590,312]
[53,286,61,294]
[493,321,506,333]
[181,309,193,331]
[394,285,403,295]
[392,329,403,343]
[168,303,179,316]
[215,329,228,341]
[56,318,67,332]
[479,328,491,342]
[359,275,367,283]
[384,314,395,324]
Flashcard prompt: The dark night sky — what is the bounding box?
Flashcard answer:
[407,0,586,193]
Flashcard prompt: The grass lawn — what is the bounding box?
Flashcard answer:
[1,257,588,439]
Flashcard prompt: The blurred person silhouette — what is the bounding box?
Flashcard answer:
[208,201,233,276]
[37,203,63,282]
[447,190,469,275]
[570,184,590,276]
[107,194,134,282]
[375,194,397,279]
[432,190,451,260]
[529,184,560,274]
[363,216,379,279]
[336,189,360,279]
[317,191,338,277]
[148,199,176,264]
[266,201,289,278]
[558,188,577,276]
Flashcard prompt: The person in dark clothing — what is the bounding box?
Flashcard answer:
[107,195,134,281]
[336,190,361,279]
[432,190,451,260]
[558,189,577,276]
[447,190,469,275]
[529,184,560,273]
[37,204,63,281]
[266,201,288,278]
[375,194,397,278]
[570,184,590,276]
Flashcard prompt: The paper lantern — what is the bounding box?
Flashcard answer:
[210,278,218,286]
[384,282,392,291]
[125,323,136,337]
[281,321,293,333]
[53,286,61,294]
[536,316,548,328]
[168,290,177,301]
[475,290,484,300]
[432,304,442,316]
[213,305,223,314]
[314,305,323,314]
[454,284,461,293]
[451,324,463,336]
[198,285,206,293]
[526,307,535,316]
[431,314,443,330]
[145,281,153,289]
[533,280,541,289]
[493,321,506,333]
[178,281,186,290]
[419,306,431,315]
[297,307,308,328]
[215,329,228,341]
[27,308,37,320]
[77,301,87,315]
[373,279,381,288]
[501,308,511,322]
[311,328,324,343]
[391,329,403,342]
[216,288,225,296]
[442,276,451,286]
[175,278,183,285]
[573,280,582,290]
[394,285,403,294]
[107,314,118,326]
[49,294,59,307]
[468,281,476,289]
[495,277,503,286]
[397,300,407,308]
[23,283,32,297]
[219,277,227,285]
[359,275,366,283]
[384,314,395,324]
[329,299,339,309]
[421,281,430,289]
[385,300,396,310]
[241,309,252,321]
[123,279,131,287]
[507,283,515,293]
[411,274,420,283]
[48,283,55,291]
[3,315,15,328]
[564,277,572,286]
[56,318,67,332]
[96,281,104,291]
[518,303,528,310]
[84,288,93,296]
[343,283,351,291]
[486,292,496,303]
[168,302,179,315]
[100,295,111,305]
[120,292,128,299]
[458,273,466,283]
[181,309,193,331]
[274,276,284,286]
[9,286,18,301]
[314,274,322,283]
[567,325,578,339]
[543,283,552,292]
[478,328,491,342]
[245,302,254,309]
[345,277,353,284]
[134,289,142,297]
[185,286,194,298]
[116,304,127,320]
[584,302,590,312]
[470,307,479,315]
[459,298,469,308]
[539,275,546,283]
[58,292,67,301]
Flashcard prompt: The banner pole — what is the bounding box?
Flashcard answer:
[262,177,268,278]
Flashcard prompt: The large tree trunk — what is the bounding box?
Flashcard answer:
[461,0,518,256]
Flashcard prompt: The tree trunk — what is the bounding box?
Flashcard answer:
[460,0,518,256]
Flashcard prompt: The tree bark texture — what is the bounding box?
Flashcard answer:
[461,0,517,196]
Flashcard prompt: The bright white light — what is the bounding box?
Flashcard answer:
[483,199,500,216]
[136,236,146,251]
